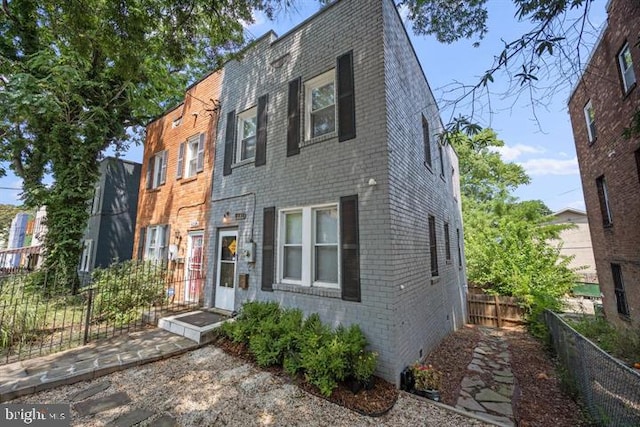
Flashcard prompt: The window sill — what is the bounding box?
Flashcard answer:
[622,82,636,99]
[147,187,162,193]
[430,276,440,285]
[588,137,597,146]
[603,223,613,229]
[301,132,337,148]
[273,282,341,299]
[232,158,254,169]
[179,176,198,185]
[424,163,433,174]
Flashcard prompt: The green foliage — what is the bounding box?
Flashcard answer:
[571,317,640,365]
[219,301,377,397]
[0,0,287,286]
[90,261,166,325]
[451,130,577,332]
[0,273,46,349]
[353,351,378,382]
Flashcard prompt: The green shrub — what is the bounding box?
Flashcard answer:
[219,301,377,397]
[90,260,166,325]
[570,316,640,365]
[353,351,378,382]
[0,277,46,349]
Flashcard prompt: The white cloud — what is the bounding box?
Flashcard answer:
[518,157,579,176]
[493,144,544,161]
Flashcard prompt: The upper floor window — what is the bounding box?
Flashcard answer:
[279,204,339,288]
[611,264,630,318]
[237,107,257,162]
[79,239,93,272]
[147,150,167,189]
[422,115,432,169]
[618,42,636,94]
[596,175,612,227]
[177,135,204,179]
[438,144,445,178]
[428,215,438,276]
[583,100,596,144]
[91,186,101,214]
[305,70,336,140]
[444,222,451,262]
[635,148,640,184]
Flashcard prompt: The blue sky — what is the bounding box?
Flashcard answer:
[0,1,608,211]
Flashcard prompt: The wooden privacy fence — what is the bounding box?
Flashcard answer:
[467,292,525,327]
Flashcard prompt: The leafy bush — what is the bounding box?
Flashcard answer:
[353,351,378,382]
[571,316,640,365]
[219,301,377,397]
[90,260,166,325]
[0,275,46,349]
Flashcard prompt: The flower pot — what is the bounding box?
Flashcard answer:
[414,388,441,402]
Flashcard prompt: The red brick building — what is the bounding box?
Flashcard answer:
[568,0,640,328]
[133,70,223,303]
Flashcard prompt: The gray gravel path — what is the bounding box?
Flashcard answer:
[7,344,495,426]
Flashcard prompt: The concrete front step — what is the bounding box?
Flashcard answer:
[158,310,231,344]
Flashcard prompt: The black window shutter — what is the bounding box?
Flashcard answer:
[287,78,301,156]
[340,195,360,302]
[337,51,356,142]
[223,111,236,176]
[255,94,269,166]
[261,207,276,291]
[137,227,146,260]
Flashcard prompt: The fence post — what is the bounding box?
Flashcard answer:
[494,295,502,328]
[83,288,93,344]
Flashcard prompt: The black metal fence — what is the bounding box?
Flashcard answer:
[0,260,202,365]
[544,310,640,426]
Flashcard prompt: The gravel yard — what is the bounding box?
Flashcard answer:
[10,345,492,427]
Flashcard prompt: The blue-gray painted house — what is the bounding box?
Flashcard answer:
[204,0,468,385]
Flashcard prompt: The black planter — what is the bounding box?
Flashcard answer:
[400,367,415,391]
[414,388,441,402]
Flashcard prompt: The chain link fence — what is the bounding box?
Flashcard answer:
[545,310,640,426]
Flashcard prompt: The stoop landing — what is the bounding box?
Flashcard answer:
[158,310,232,344]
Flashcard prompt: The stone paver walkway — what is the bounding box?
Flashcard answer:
[455,327,516,426]
[0,329,198,403]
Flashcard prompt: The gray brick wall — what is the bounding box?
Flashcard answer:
[204,0,467,385]
[381,0,467,379]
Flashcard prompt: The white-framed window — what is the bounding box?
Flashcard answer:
[305,70,336,140]
[236,107,257,162]
[177,134,204,179]
[618,42,636,93]
[145,224,169,261]
[185,134,201,178]
[278,204,339,288]
[80,239,93,272]
[583,100,596,144]
[91,186,101,214]
[147,150,167,189]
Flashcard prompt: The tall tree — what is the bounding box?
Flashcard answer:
[0,0,286,290]
[450,130,576,329]
[401,0,598,131]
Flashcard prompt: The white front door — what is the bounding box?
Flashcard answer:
[185,232,204,303]
[215,230,237,311]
